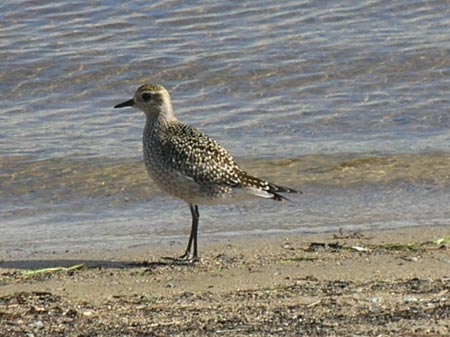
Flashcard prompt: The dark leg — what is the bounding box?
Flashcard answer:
[180,204,199,261]
[192,204,199,260]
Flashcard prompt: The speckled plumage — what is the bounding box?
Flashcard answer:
[115,84,298,261]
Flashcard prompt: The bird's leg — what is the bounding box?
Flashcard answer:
[192,205,199,260]
[180,204,199,262]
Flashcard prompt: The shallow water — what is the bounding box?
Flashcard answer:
[1,1,450,257]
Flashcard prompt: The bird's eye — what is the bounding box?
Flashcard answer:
[141,93,152,101]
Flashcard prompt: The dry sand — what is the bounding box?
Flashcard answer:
[1,226,449,336]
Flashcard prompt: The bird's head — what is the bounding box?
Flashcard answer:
[114,84,175,121]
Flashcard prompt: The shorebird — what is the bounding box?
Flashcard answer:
[114,84,298,261]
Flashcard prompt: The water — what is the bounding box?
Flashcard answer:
[1,1,450,257]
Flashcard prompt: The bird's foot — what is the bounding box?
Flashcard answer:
[162,252,199,264]
[179,251,199,264]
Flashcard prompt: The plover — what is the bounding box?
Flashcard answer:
[114,84,298,261]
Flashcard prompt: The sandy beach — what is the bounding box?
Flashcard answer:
[1,226,449,336]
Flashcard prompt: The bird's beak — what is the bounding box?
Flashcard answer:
[114,98,135,108]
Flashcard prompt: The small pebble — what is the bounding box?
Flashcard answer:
[403,297,418,303]
[29,320,44,330]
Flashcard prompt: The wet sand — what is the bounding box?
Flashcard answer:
[1,226,449,336]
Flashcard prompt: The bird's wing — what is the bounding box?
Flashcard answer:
[160,124,245,187]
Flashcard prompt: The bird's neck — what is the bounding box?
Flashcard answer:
[144,110,178,136]
[145,103,178,128]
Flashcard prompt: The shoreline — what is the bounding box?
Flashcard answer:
[1,225,449,336]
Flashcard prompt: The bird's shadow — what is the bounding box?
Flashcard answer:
[0,258,193,271]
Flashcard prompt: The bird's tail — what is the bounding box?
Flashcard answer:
[240,175,300,202]
[268,182,300,201]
